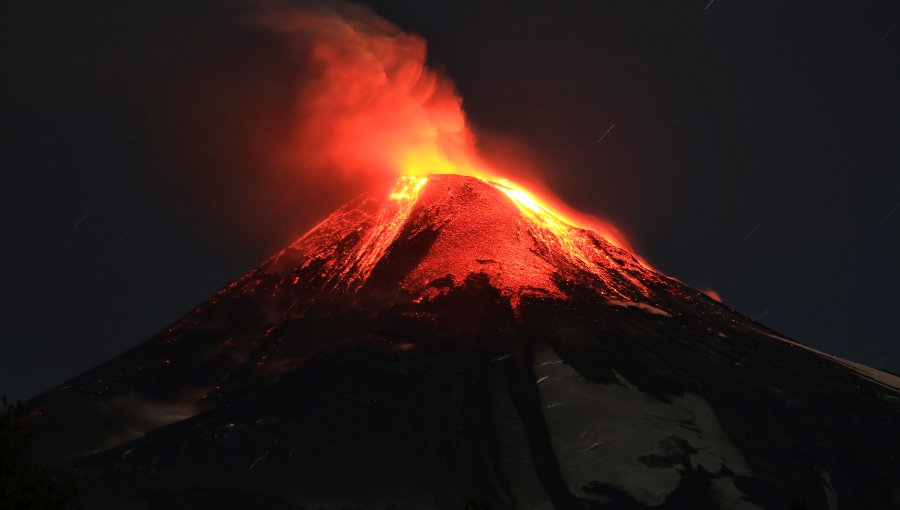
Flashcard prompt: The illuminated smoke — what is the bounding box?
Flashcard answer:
[259,2,484,182]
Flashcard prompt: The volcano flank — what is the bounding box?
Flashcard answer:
[25,175,900,509]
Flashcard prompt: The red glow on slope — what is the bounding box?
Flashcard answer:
[702,289,723,302]
[261,4,639,257]
[340,175,430,287]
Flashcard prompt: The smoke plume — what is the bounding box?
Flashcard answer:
[258,2,486,182]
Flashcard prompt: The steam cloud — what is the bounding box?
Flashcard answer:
[258,1,485,182]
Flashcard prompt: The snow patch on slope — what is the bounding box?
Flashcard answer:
[532,344,760,508]
[749,325,900,394]
[604,299,672,317]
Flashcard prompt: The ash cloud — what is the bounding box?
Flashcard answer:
[256,1,484,181]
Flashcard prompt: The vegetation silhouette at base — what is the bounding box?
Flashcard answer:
[464,498,491,510]
[0,394,77,510]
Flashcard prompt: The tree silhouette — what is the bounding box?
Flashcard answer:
[0,395,76,510]
[464,498,491,510]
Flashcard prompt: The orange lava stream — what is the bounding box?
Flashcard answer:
[341,176,429,287]
[486,178,604,267]
[474,177,653,297]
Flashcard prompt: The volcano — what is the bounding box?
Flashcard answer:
[26,174,900,509]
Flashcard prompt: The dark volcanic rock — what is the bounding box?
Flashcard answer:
[25,175,900,509]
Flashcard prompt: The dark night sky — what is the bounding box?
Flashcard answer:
[2,0,899,400]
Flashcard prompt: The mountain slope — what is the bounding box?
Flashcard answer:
[26,175,900,509]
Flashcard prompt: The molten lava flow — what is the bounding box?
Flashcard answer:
[486,178,611,267]
[389,175,429,201]
[482,177,653,296]
[340,176,429,287]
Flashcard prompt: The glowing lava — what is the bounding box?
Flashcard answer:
[339,176,430,287]
[387,173,647,273]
